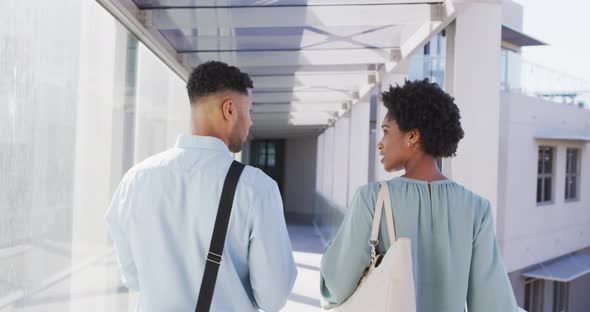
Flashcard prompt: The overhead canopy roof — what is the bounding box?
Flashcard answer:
[522,253,590,283]
[534,127,590,142]
[101,0,457,138]
[501,25,546,47]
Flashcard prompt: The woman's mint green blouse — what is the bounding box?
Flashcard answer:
[320,177,518,311]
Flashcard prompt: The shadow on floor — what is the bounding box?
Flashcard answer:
[288,292,321,308]
[287,224,327,254]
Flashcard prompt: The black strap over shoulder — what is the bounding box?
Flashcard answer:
[195,160,245,312]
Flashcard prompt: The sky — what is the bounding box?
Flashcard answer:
[514,0,590,86]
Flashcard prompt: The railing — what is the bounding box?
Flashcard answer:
[501,49,590,109]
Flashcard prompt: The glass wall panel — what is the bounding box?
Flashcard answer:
[0,1,188,310]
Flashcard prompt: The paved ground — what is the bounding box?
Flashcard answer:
[0,224,327,312]
[283,224,326,312]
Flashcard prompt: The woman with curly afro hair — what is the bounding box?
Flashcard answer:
[320,79,519,312]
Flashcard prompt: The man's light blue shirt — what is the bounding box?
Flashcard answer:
[105,134,297,311]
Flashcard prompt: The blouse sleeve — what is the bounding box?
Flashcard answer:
[466,200,519,311]
[320,185,375,309]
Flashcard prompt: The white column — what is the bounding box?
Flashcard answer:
[315,132,326,201]
[442,21,456,180]
[323,127,335,204]
[347,101,371,203]
[446,1,502,214]
[332,114,351,211]
[315,132,325,210]
[315,127,336,230]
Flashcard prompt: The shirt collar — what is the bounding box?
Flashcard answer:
[175,134,232,156]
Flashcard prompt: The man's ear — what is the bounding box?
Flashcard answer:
[221,99,233,121]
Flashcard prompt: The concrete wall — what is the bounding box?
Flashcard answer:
[569,248,590,312]
[499,92,590,273]
[508,270,526,308]
[283,136,318,223]
[569,274,590,311]
[502,0,524,31]
[315,101,372,239]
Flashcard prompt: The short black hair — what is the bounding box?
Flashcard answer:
[382,79,464,158]
[186,61,253,104]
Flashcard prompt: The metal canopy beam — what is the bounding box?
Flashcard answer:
[151,4,437,29]
[252,72,372,90]
[254,91,354,103]
[184,48,397,67]
[134,0,444,9]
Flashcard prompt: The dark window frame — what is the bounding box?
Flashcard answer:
[565,147,581,202]
[537,146,555,205]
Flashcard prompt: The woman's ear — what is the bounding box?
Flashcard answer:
[409,129,421,145]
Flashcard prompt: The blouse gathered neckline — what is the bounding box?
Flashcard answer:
[394,176,455,185]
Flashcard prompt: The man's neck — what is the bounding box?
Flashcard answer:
[191,123,229,147]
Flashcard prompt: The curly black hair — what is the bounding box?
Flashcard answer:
[382,79,464,158]
[186,61,253,104]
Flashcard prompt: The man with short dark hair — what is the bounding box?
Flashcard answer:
[106,61,297,311]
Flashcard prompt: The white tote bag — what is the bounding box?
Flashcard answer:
[331,181,416,312]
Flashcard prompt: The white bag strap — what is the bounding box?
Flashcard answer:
[380,181,396,243]
[369,181,396,245]
[369,185,385,243]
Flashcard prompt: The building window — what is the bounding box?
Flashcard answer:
[525,279,544,312]
[250,140,285,193]
[552,281,569,312]
[565,148,581,201]
[537,146,554,204]
[423,42,430,55]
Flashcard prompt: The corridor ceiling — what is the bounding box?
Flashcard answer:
[99,0,457,138]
